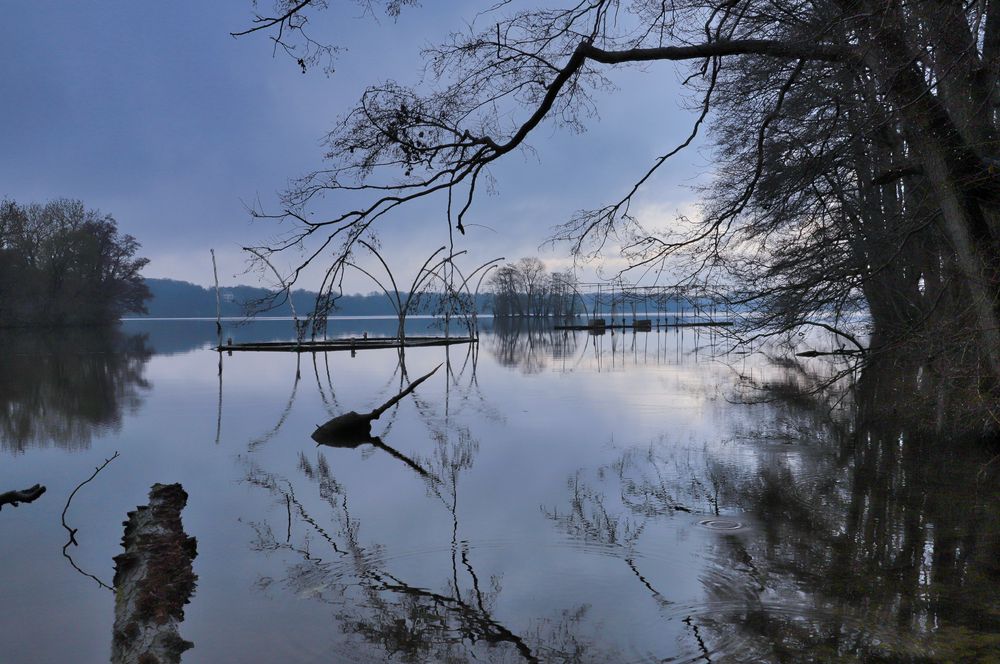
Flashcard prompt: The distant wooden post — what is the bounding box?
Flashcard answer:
[211,249,222,344]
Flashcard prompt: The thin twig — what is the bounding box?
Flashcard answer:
[61,451,120,592]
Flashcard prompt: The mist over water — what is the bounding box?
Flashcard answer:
[0,318,997,662]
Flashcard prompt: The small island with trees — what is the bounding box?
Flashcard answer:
[0,198,150,327]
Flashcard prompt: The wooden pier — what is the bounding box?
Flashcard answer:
[217,335,477,353]
[553,319,732,332]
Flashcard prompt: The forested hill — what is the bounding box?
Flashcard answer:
[139,278,491,318]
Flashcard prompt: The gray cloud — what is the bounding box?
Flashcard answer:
[2,2,705,292]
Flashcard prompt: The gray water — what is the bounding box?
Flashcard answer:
[1,319,997,662]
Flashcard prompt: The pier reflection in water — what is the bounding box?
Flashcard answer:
[0,318,997,662]
[487,317,730,375]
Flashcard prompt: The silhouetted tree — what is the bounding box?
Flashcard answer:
[238,2,1000,429]
[0,199,150,326]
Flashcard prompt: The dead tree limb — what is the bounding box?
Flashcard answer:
[311,363,442,444]
[0,484,46,511]
[61,451,120,591]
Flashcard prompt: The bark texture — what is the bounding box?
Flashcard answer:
[111,483,197,664]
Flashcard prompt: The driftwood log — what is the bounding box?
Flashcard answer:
[0,484,46,510]
[111,483,198,664]
[311,364,441,445]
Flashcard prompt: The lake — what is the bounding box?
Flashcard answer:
[1,318,998,662]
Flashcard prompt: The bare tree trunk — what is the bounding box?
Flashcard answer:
[853,2,1000,379]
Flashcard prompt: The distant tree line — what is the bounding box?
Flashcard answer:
[0,199,150,326]
[141,278,493,319]
[488,258,578,318]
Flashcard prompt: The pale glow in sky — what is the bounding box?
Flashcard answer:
[1,2,707,293]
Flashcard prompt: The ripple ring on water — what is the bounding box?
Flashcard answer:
[698,518,744,531]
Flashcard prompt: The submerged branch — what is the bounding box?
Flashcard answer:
[61,451,120,591]
[0,484,46,511]
[311,363,442,444]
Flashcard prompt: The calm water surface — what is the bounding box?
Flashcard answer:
[1,319,998,662]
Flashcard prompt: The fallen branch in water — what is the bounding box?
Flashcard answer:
[0,484,46,511]
[62,451,120,591]
[311,363,442,444]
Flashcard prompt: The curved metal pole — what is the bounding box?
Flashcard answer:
[359,240,404,315]
[345,261,401,318]
[245,246,302,339]
[450,258,504,337]
[401,246,448,340]
[473,264,500,337]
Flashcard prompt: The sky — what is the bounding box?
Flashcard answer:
[1,1,708,293]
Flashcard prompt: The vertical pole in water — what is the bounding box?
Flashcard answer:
[215,357,223,444]
[214,247,224,442]
[611,286,616,330]
[211,249,224,397]
[211,249,222,346]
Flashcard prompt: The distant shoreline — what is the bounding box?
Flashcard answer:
[121,315,495,321]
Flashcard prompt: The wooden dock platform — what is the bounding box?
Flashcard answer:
[217,336,477,353]
[553,320,732,331]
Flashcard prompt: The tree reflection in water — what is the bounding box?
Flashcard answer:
[233,326,1000,662]
[0,327,151,452]
[237,347,626,662]
[487,319,580,374]
[242,453,612,662]
[546,354,1000,662]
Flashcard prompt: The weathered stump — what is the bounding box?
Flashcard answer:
[111,483,197,664]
